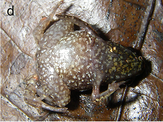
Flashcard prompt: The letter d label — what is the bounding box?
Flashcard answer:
[7,5,14,16]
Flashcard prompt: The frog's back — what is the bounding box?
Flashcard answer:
[51,30,96,90]
[42,30,144,91]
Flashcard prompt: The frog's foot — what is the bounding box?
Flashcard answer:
[24,96,68,112]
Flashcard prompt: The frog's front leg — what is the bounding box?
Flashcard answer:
[99,81,126,100]
[33,1,63,44]
[24,75,67,112]
[91,72,126,101]
[91,71,103,101]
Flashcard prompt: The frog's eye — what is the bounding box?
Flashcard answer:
[138,56,143,61]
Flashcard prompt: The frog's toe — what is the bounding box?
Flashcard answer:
[41,103,68,112]
[25,96,68,112]
[37,100,68,112]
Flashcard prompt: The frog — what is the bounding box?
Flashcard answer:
[24,1,144,113]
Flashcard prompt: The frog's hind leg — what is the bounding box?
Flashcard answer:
[24,75,67,112]
[33,0,64,44]
[56,15,97,36]
[24,96,68,112]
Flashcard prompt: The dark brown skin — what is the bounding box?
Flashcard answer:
[24,1,144,113]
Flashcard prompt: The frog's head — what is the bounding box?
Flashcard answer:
[118,53,144,80]
[107,47,145,81]
[127,55,144,76]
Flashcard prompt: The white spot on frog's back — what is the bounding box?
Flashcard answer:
[54,46,76,71]
[48,65,55,74]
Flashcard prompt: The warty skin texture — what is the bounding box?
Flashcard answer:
[24,3,144,113]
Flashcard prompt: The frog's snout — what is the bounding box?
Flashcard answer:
[137,56,145,73]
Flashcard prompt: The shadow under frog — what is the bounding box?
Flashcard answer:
[24,1,144,114]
